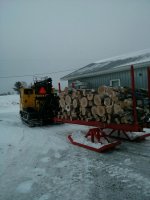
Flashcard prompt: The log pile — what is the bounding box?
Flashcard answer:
[57,86,149,124]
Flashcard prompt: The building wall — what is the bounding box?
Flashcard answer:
[68,67,148,89]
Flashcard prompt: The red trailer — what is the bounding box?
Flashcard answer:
[55,65,150,152]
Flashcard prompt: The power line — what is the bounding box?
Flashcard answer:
[0,68,77,79]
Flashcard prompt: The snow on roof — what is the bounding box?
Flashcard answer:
[61,49,150,80]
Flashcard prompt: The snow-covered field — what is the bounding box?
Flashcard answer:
[0,95,150,200]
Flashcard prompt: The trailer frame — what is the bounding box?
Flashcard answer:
[54,65,150,152]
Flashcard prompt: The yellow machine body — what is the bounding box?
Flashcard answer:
[20,88,48,112]
[19,77,59,126]
[20,88,36,111]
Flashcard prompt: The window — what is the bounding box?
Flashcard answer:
[24,89,33,95]
[110,79,120,87]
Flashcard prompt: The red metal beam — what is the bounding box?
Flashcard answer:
[68,135,121,153]
[147,67,150,98]
[58,82,61,93]
[53,118,142,132]
[72,82,75,89]
[131,65,138,125]
[134,133,150,141]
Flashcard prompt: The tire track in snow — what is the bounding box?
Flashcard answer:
[105,164,150,196]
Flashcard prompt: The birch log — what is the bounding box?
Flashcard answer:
[58,86,148,124]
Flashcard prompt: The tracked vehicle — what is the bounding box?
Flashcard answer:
[20,78,59,127]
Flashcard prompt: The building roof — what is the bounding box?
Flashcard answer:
[61,49,150,81]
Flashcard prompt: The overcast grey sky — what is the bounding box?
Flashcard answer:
[0,0,150,93]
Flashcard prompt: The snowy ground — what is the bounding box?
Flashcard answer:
[0,95,150,200]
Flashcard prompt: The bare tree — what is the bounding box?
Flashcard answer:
[13,81,27,94]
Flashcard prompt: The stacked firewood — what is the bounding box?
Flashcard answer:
[58,86,149,124]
